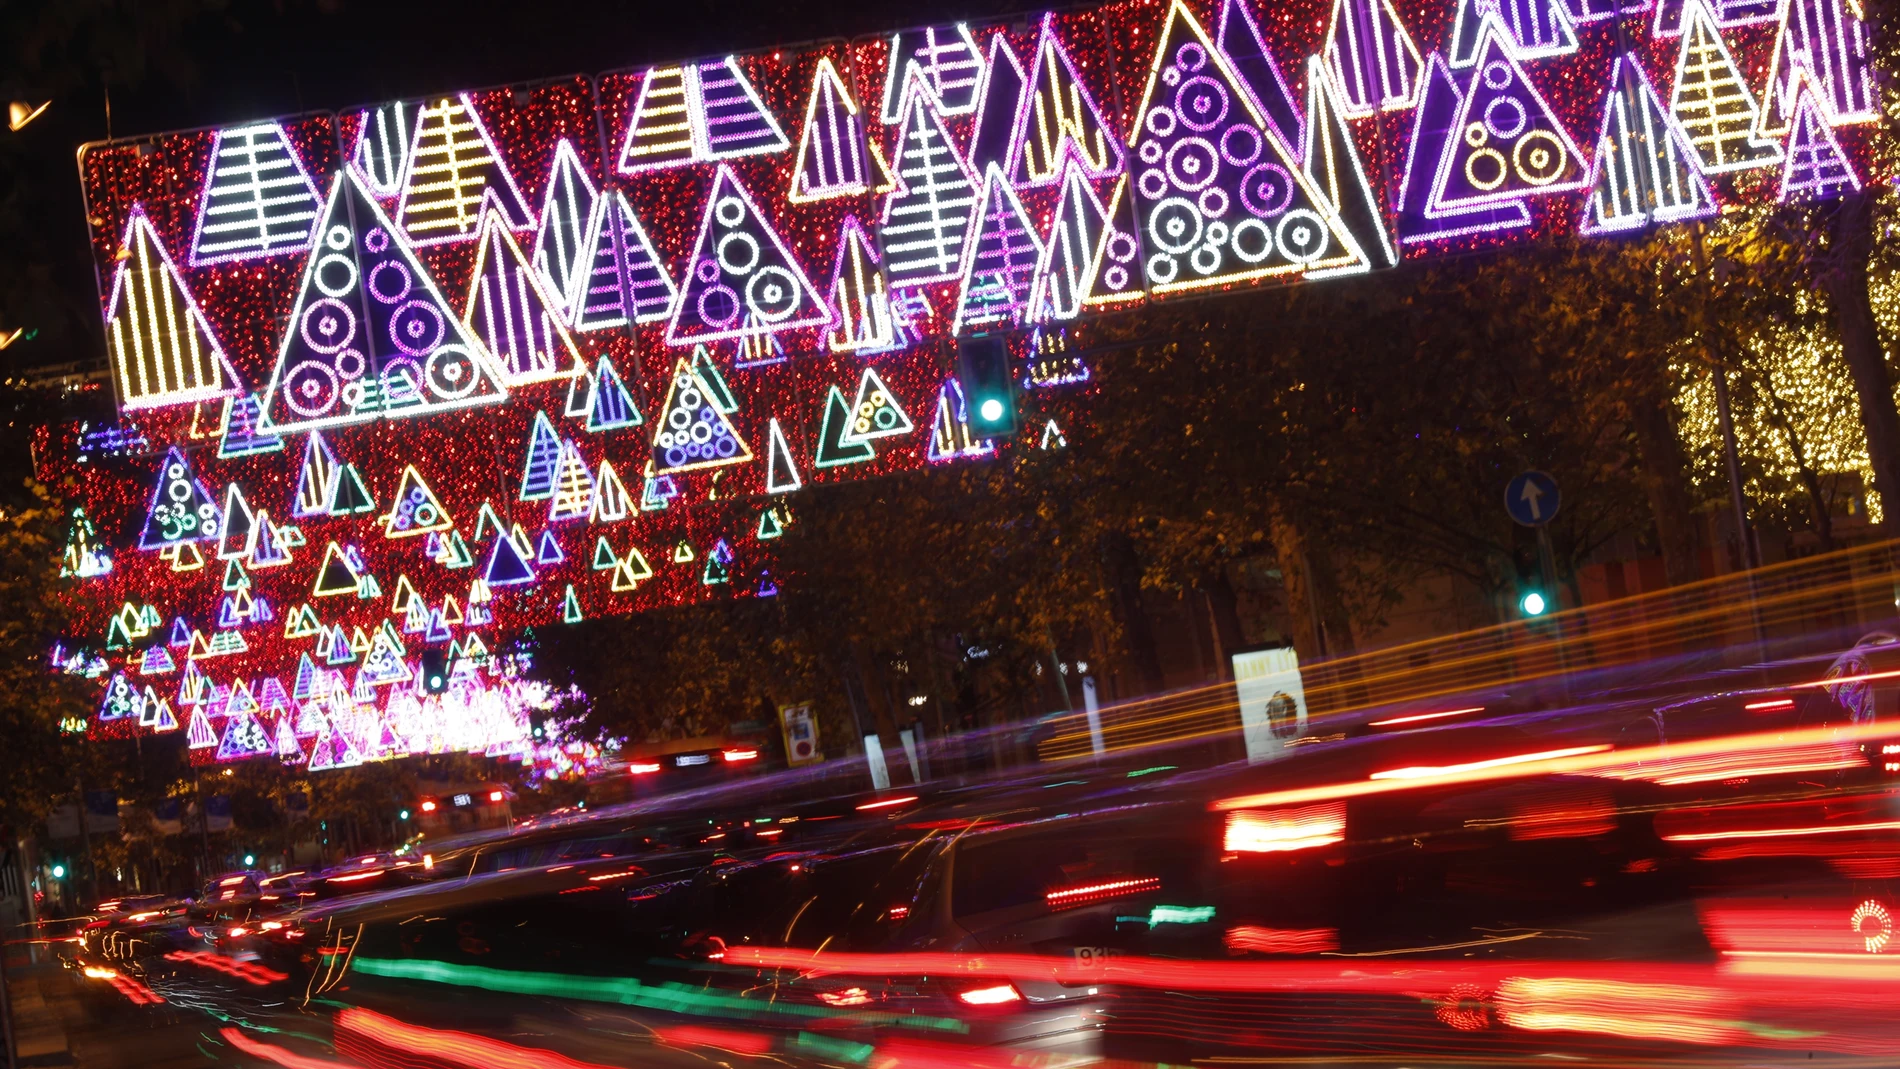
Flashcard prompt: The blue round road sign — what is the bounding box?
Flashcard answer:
[1505,471,1560,527]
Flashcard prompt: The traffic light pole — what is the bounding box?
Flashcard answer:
[1536,525,1572,702]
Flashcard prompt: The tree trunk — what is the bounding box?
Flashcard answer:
[1629,394,1705,585]
[1202,568,1247,680]
[1270,510,1357,661]
[1764,382,1836,552]
[1100,532,1165,694]
[1824,192,1900,529]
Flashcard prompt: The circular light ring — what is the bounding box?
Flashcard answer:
[1147,197,1204,254]
[1174,42,1207,73]
[1198,186,1230,220]
[1173,75,1229,133]
[366,260,412,305]
[1512,130,1567,186]
[1137,168,1169,201]
[364,227,390,254]
[325,225,352,251]
[1465,146,1509,191]
[1484,96,1528,140]
[714,195,746,227]
[300,298,358,354]
[1189,242,1222,275]
[1138,137,1165,163]
[283,360,341,417]
[388,300,446,356]
[1275,209,1329,264]
[717,231,761,275]
[1238,162,1295,217]
[1146,251,1180,285]
[333,348,367,380]
[424,346,482,399]
[744,266,800,322]
[1482,60,1512,90]
[314,253,358,298]
[1229,218,1275,263]
[1853,899,1892,953]
[1165,137,1220,191]
[1143,107,1176,140]
[696,284,742,329]
[1220,124,1263,167]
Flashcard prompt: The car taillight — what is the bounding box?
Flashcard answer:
[1044,876,1161,909]
[1223,802,1346,853]
[957,983,1022,1006]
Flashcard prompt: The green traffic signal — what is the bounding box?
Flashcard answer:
[1520,590,1548,616]
[958,336,1017,437]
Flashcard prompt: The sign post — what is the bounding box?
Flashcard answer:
[1506,471,1571,691]
[1232,646,1308,764]
[777,702,822,766]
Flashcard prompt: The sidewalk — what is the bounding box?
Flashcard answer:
[4,949,72,1067]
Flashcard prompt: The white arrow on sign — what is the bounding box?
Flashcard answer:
[1519,479,1545,521]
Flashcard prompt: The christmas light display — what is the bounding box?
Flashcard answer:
[880,25,987,123]
[881,76,982,285]
[952,164,1045,332]
[187,122,324,266]
[1013,15,1127,187]
[1670,0,1783,173]
[465,210,586,386]
[1580,56,1714,233]
[1216,0,1305,151]
[395,95,534,245]
[969,34,1028,178]
[791,58,872,202]
[573,191,678,330]
[1777,72,1861,202]
[104,208,245,412]
[1426,16,1588,218]
[531,139,599,315]
[349,102,411,197]
[1758,0,1877,133]
[1325,0,1425,113]
[666,165,832,344]
[1127,1,1367,292]
[826,216,898,352]
[58,0,1873,774]
[1029,161,1110,323]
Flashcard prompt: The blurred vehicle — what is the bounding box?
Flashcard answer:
[416,782,514,835]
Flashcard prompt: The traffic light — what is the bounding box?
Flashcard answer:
[420,648,450,693]
[958,335,1017,437]
[1510,542,1547,618]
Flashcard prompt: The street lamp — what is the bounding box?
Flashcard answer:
[8,100,50,132]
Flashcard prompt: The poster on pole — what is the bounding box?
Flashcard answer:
[778,702,822,766]
[1233,646,1307,764]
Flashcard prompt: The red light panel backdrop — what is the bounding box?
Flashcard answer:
[46,0,1877,771]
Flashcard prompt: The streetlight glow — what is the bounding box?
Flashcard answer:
[8,100,50,132]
